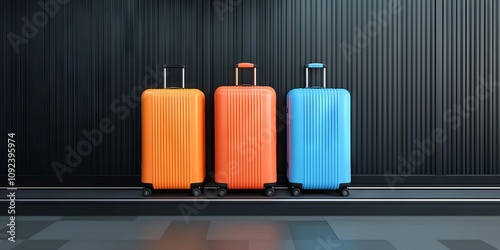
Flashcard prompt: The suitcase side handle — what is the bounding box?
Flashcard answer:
[162,64,185,88]
[305,63,326,88]
[235,62,257,86]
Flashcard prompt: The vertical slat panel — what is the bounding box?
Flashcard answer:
[1,0,499,186]
[442,0,499,175]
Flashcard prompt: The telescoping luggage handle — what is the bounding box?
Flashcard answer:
[305,63,326,88]
[163,64,185,88]
[235,62,257,86]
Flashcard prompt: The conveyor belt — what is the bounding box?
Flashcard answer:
[2,187,500,216]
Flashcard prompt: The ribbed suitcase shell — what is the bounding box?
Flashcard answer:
[141,89,205,189]
[214,86,277,189]
[287,88,351,190]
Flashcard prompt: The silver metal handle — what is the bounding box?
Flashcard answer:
[163,64,185,88]
[305,63,326,88]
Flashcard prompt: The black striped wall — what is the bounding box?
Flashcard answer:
[1,0,499,185]
[441,0,500,175]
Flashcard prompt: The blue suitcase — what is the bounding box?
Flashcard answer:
[287,63,351,197]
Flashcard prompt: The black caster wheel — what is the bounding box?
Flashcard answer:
[291,188,301,197]
[217,188,227,197]
[192,188,201,197]
[266,188,275,197]
[340,188,349,197]
[142,188,152,197]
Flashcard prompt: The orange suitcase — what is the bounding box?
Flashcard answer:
[141,64,205,197]
[214,63,277,197]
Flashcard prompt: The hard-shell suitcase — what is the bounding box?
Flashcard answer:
[214,63,277,197]
[287,63,351,197]
[141,64,205,197]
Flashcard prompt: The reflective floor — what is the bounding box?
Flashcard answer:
[1,216,500,250]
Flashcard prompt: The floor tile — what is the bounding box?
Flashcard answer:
[249,240,295,250]
[59,240,171,250]
[340,240,397,250]
[327,219,500,240]
[439,240,498,250]
[484,240,500,249]
[0,221,56,240]
[206,221,292,240]
[288,221,338,240]
[294,240,397,250]
[293,240,341,250]
[30,220,170,240]
[12,216,63,221]
[161,240,213,250]
[204,240,249,250]
[293,239,343,250]
[0,240,24,250]
[161,221,210,240]
[61,216,137,221]
[107,239,246,250]
[0,230,8,239]
[12,240,67,250]
[389,239,450,250]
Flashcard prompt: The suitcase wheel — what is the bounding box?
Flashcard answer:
[266,188,275,197]
[291,188,301,197]
[142,188,152,197]
[217,188,227,197]
[340,188,349,197]
[192,187,202,197]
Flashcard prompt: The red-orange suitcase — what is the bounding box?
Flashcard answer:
[141,64,205,197]
[214,63,277,197]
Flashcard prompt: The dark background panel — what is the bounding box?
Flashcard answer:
[0,0,499,186]
[442,0,500,175]
[213,0,439,178]
[1,1,7,141]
